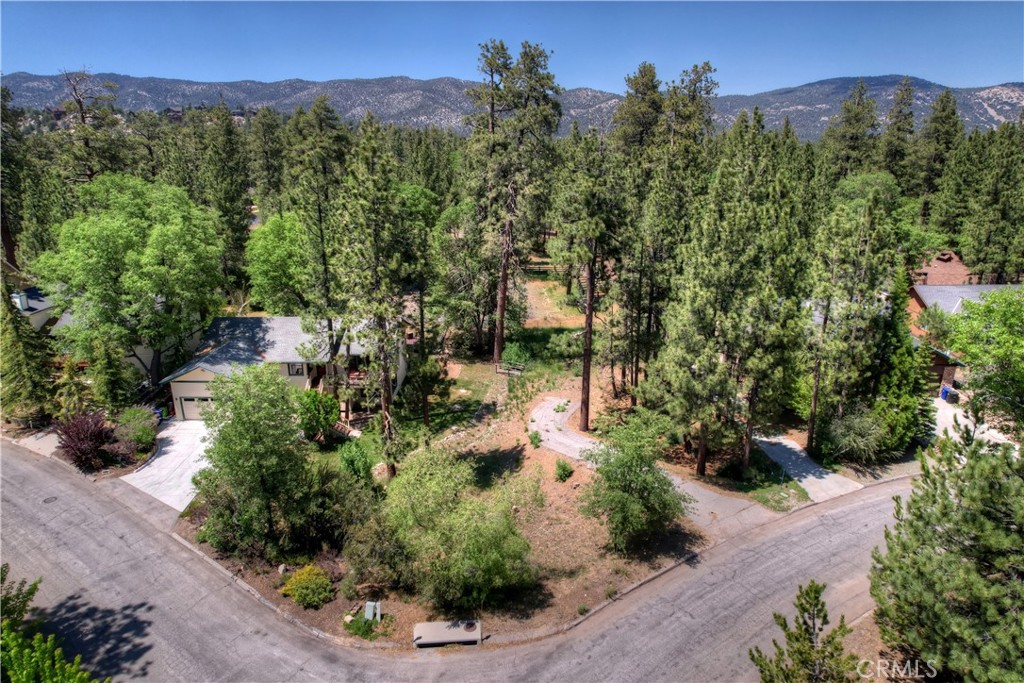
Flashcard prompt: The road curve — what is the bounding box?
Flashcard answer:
[1,442,909,682]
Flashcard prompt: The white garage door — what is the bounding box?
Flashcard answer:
[180,397,213,420]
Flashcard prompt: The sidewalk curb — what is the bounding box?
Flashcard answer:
[516,473,917,645]
[169,532,399,651]
[2,435,78,475]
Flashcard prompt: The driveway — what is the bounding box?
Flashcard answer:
[121,421,208,512]
[756,437,863,503]
[932,397,1014,447]
[531,397,780,540]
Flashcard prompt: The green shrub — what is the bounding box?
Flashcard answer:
[581,444,691,553]
[577,604,590,615]
[382,448,539,609]
[336,438,375,482]
[339,573,358,600]
[1,626,99,683]
[115,406,158,452]
[0,564,101,683]
[343,613,377,640]
[529,430,542,449]
[819,407,896,464]
[553,401,568,413]
[280,565,334,609]
[501,342,531,368]
[555,458,574,482]
[298,390,340,443]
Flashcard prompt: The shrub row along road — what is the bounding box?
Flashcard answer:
[0,442,909,682]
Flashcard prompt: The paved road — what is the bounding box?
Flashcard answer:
[1,442,909,682]
[756,437,863,503]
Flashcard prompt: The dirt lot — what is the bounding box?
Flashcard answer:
[524,280,585,329]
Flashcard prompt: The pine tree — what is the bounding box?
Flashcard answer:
[871,431,1024,682]
[0,281,54,421]
[1,86,25,268]
[248,107,286,218]
[611,62,718,405]
[336,114,408,465]
[915,88,964,197]
[749,581,857,683]
[818,79,880,186]
[53,355,89,421]
[609,62,663,153]
[284,96,352,399]
[58,70,136,183]
[86,336,135,413]
[202,104,251,289]
[550,125,623,431]
[466,39,562,364]
[959,121,1024,283]
[878,77,917,194]
[648,111,806,473]
[805,188,899,454]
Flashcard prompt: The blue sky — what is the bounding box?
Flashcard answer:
[2,2,1021,95]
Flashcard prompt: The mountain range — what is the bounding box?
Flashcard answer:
[3,71,1022,140]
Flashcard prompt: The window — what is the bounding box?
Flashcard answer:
[288,363,305,377]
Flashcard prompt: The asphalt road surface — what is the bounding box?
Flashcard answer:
[1,442,910,683]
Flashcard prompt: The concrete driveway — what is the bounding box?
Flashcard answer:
[531,397,781,539]
[756,437,863,503]
[121,421,208,512]
[932,397,1014,446]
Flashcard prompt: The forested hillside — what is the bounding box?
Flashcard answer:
[4,70,1021,139]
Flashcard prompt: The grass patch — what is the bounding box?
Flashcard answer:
[344,613,394,641]
[709,447,810,512]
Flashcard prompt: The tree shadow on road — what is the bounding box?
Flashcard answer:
[33,593,155,679]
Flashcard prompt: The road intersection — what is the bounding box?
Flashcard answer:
[1,441,909,682]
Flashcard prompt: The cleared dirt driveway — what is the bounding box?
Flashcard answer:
[121,421,208,511]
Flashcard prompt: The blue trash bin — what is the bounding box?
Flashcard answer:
[940,385,950,400]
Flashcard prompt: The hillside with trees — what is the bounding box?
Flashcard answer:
[2,43,1021,669]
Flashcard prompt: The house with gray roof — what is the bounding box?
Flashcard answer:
[161,316,406,420]
[909,284,1015,316]
[908,284,1019,386]
[9,286,58,331]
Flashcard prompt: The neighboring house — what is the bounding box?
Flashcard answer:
[908,284,1020,386]
[9,287,58,331]
[913,250,973,285]
[908,284,1014,335]
[10,286,204,382]
[161,316,407,421]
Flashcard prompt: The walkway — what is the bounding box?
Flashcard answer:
[755,437,863,503]
[531,397,780,540]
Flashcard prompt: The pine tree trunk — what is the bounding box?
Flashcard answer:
[806,300,831,454]
[493,210,513,365]
[696,423,708,477]
[579,246,596,432]
[742,381,760,474]
[419,287,429,427]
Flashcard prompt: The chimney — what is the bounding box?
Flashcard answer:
[11,292,28,311]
